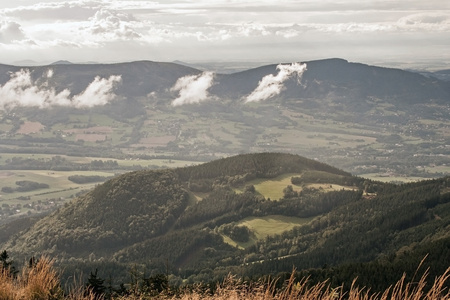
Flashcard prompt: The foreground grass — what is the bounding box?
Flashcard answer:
[1,257,449,300]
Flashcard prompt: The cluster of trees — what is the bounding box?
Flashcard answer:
[68,175,112,184]
[220,224,251,243]
[0,156,121,171]
[176,153,351,183]
[176,187,261,228]
[291,170,364,186]
[1,180,49,193]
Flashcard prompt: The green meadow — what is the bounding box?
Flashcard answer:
[240,173,303,200]
[222,215,312,249]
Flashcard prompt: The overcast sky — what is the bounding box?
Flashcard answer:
[0,0,449,68]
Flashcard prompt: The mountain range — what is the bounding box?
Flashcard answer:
[0,58,449,178]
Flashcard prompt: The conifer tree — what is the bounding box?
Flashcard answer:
[86,269,106,299]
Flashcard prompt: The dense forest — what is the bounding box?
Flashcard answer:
[0,153,449,295]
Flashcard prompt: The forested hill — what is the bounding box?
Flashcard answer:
[175,152,351,181]
[2,153,450,291]
[4,153,354,257]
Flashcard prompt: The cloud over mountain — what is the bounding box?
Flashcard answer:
[0,69,121,110]
[171,72,215,106]
[245,63,307,103]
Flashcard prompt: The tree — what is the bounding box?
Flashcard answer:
[0,250,17,276]
[144,274,169,295]
[283,185,298,198]
[86,269,106,299]
[245,184,256,193]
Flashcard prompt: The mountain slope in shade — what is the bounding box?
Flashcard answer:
[2,153,449,286]
[1,58,449,104]
[4,153,349,257]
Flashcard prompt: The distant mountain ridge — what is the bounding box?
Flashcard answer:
[0,57,449,183]
[1,58,449,103]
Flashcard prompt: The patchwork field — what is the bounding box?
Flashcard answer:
[0,154,199,222]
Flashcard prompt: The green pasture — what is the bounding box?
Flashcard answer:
[240,173,303,200]
[223,215,312,249]
[307,183,357,192]
[240,215,312,239]
[425,165,450,174]
[247,171,353,199]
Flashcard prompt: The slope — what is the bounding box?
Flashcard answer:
[3,153,355,258]
[2,153,449,287]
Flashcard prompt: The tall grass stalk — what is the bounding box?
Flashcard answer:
[0,267,15,300]
[20,256,63,299]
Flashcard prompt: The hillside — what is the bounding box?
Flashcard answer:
[0,58,449,180]
[2,153,450,291]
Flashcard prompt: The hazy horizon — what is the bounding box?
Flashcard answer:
[0,1,449,70]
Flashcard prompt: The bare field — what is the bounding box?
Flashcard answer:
[64,126,113,134]
[135,135,176,147]
[75,133,107,142]
[17,121,45,134]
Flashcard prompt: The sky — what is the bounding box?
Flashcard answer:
[0,0,449,68]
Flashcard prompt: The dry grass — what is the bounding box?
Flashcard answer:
[20,257,62,299]
[0,258,448,300]
[162,269,450,300]
[0,257,97,300]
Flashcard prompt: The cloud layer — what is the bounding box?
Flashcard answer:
[171,72,215,106]
[0,69,121,110]
[0,1,448,66]
[245,63,307,103]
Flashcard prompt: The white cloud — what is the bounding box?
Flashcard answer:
[0,69,121,110]
[245,63,307,103]
[72,75,122,106]
[2,1,99,20]
[397,13,450,31]
[82,9,141,40]
[0,21,26,43]
[0,1,449,65]
[171,72,215,106]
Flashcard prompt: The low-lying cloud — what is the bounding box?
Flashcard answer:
[171,72,215,106]
[245,62,307,103]
[0,69,121,110]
